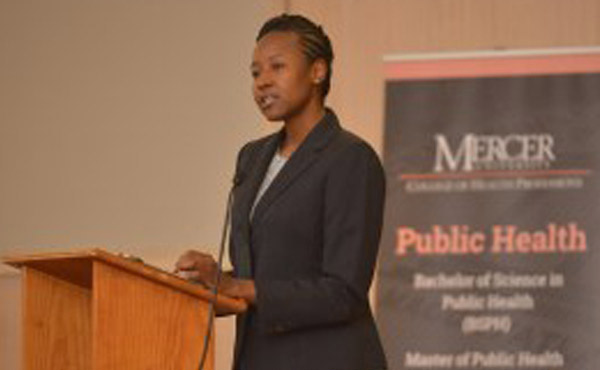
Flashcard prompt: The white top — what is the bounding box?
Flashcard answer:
[250,152,288,219]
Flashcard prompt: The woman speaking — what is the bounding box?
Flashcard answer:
[175,14,387,370]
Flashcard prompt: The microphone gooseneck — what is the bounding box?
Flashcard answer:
[197,176,240,370]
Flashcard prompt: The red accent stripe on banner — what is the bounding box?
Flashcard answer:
[399,169,593,180]
[385,54,600,80]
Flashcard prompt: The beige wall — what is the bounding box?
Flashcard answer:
[0,0,279,265]
[0,1,281,369]
[0,274,20,370]
[287,0,600,155]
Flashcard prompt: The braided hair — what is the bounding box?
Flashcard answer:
[257,14,334,99]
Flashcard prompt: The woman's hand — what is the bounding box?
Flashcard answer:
[174,249,257,306]
[174,250,219,287]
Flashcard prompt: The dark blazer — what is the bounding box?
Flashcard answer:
[229,109,387,370]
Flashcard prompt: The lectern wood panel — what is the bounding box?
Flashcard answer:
[23,267,92,370]
[93,260,212,370]
[4,249,244,370]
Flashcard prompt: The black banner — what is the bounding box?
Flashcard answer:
[377,64,600,370]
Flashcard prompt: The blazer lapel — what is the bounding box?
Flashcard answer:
[251,109,341,228]
[232,132,281,278]
[238,134,282,221]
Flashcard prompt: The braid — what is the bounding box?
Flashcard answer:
[257,14,334,99]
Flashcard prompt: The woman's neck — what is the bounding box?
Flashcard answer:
[279,101,325,157]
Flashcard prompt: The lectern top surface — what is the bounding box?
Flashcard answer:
[2,248,247,314]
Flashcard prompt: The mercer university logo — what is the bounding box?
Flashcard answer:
[433,134,556,173]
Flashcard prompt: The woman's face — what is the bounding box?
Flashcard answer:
[251,31,321,122]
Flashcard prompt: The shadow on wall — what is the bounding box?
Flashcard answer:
[0,272,21,370]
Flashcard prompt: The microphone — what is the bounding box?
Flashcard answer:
[197,173,240,370]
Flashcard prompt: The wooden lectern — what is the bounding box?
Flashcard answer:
[3,248,247,370]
